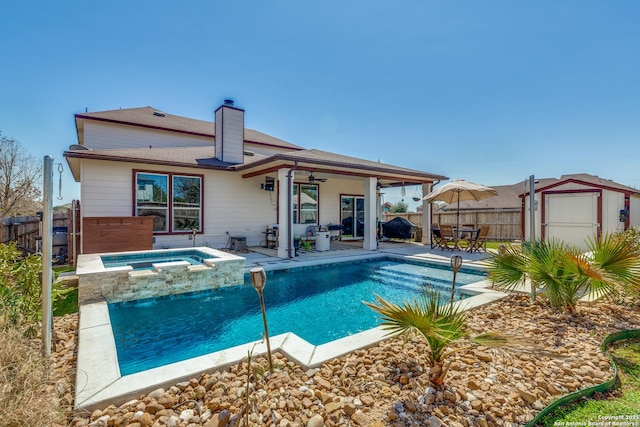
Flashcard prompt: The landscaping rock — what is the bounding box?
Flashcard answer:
[147,388,164,400]
[49,295,640,426]
[351,410,370,426]
[306,414,324,427]
[517,386,537,404]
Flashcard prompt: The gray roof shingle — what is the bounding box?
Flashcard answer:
[75,106,303,150]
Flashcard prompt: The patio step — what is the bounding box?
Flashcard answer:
[368,269,455,294]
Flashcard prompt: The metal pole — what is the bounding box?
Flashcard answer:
[456,191,461,236]
[286,162,298,259]
[41,156,54,360]
[287,170,293,258]
[258,291,273,372]
[529,175,535,242]
[450,255,462,304]
[71,200,77,265]
[528,175,536,302]
[250,267,273,372]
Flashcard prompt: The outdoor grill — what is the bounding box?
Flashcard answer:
[381,217,417,240]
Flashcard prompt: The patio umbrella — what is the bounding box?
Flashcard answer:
[423,179,498,231]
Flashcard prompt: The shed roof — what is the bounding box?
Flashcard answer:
[433,173,640,212]
[533,173,640,195]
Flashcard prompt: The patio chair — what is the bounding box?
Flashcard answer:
[438,224,460,251]
[468,224,490,253]
[431,225,445,249]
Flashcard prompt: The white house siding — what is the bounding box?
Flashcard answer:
[214,177,368,246]
[197,171,278,249]
[80,160,133,217]
[79,158,385,250]
[84,121,213,150]
[231,176,367,248]
[79,160,276,249]
[314,178,366,227]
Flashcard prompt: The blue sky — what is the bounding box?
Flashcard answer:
[2,1,639,209]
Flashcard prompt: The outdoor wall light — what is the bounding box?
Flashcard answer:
[250,267,273,372]
[450,255,463,304]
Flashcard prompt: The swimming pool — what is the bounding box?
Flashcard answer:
[108,258,487,375]
[100,249,215,270]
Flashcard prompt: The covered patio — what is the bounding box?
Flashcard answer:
[237,149,447,259]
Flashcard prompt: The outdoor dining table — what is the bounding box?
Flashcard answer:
[454,228,480,252]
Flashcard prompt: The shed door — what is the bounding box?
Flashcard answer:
[545,192,599,248]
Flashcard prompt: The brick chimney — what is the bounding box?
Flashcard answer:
[215,99,245,164]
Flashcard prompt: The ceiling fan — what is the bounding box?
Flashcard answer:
[308,173,327,183]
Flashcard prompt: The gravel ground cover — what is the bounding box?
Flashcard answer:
[48,295,640,427]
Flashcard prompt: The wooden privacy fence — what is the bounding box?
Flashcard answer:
[1,213,71,253]
[1,205,153,263]
[385,208,523,241]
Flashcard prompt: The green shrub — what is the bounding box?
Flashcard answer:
[0,242,72,336]
[487,232,640,313]
[365,288,539,386]
[0,243,43,332]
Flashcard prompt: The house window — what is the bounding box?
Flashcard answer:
[293,184,318,224]
[135,172,202,233]
[173,175,202,231]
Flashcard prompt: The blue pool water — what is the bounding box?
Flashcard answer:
[108,258,486,375]
[101,249,214,270]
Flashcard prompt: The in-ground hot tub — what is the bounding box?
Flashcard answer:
[100,249,215,270]
[75,247,245,304]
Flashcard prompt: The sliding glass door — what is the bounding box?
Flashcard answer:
[341,196,365,239]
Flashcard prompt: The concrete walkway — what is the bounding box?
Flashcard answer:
[243,240,493,271]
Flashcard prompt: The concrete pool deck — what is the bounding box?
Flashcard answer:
[75,243,507,412]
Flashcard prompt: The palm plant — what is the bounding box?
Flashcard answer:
[586,232,640,296]
[487,233,640,313]
[365,289,523,386]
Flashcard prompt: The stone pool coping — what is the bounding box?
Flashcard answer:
[76,246,242,275]
[75,254,507,412]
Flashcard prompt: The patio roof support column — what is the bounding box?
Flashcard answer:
[277,168,292,259]
[422,182,432,245]
[363,177,377,250]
